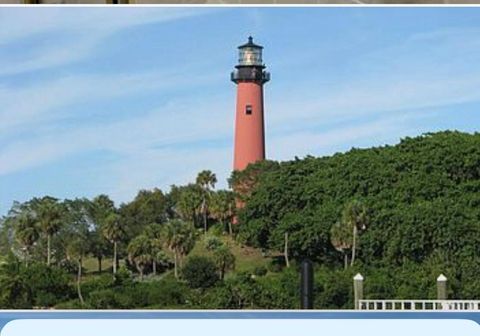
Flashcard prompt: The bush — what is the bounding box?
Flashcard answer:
[204,236,224,251]
[87,289,118,309]
[113,266,134,287]
[267,257,285,273]
[208,222,226,236]
[182,256,219,289]
[82,274,115,296]
[85,278,189,309]
[55,299,87,309]
[253,266,268,277]
[0,256,75,309]
[21,262,74,307]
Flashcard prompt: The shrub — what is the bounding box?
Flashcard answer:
[87,289,118,309]
[182,256,219,289]
[21,262,74,307]
[204,236,224,251]
[82,273,115,296]
[267,257,285,273]
[85,278,189,309]
[55,299,86,309]
[253,266,268,277]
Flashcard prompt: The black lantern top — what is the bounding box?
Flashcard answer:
[237,36,264,67]
[231,36,270,84]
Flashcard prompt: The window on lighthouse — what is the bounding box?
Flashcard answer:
[246,105,252,115]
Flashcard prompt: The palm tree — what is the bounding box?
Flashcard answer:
[210,190,236,236]
[15,212,39,266]
[341,200,368,267]
[213,245,235,280]
[102,213,125,275]
[176,185,203,225]
[163,219,197,279]
[330,220,352,269]
[127,235,152,280]
[0,254,30,308]
[88,195,115,272]
[144,223,164,275]
[196,170,217,235]
[66,236,88,305]
[35,197,63,266]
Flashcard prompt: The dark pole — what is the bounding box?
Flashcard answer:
[300,259,314,309]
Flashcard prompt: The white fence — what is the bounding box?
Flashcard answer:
[359,299,480,311]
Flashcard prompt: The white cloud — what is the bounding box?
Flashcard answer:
[0,8,213,76]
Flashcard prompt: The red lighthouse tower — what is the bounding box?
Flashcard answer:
[231,36,270,171]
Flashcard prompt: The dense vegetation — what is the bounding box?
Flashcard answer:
[1,131,480,309]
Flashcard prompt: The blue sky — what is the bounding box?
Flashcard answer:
[2,7,480,216]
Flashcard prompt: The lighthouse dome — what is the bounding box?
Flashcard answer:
[238,36,263,66]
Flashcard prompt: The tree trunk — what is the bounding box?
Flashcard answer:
[25,247,29,268]
[228,220,233,236]
[344,253,348,270]
[202,197,207,236]
[174,249,178,279]
[113,241,117,275]
[98,256,102,273]
[77,259,84,305]
[220,265,225,280]
[351,225,357,267]
[47,234,51,266]
[284,232,290,268]
[152,260,156,275]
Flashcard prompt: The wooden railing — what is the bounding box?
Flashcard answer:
[359,299,480,311]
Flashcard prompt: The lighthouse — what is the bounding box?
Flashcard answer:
[231,36,270,171]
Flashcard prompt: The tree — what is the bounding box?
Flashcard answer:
[196,170,217,235]
[34,197,63,266]
[61,198,90,305]
[15,212,39,266]
[330,221,352,269]
[66,236,88,304]
[0,254,30,308]
[341,200,368,267]
[176,184,203,226]
[182,256,219,289]
[119,188,167,239]
[89,195,116,272]
[127,234,152,279]
[163,219,197,279]
[102,213,126,275]
[210,190,236,235]
[213,245,236,280]
[144,223,166,275]
[89,232,110,273]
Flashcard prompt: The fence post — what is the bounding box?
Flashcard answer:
[437,274,447,300]
[353,273,364,310]
[300,259,314,309]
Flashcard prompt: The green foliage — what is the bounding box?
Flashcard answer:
[163,219,197,278]
[213,245,236,280]
[204,236,224,251]
[86,278,188,309]
[253,266,268,277]
[0,255,74,308]
[236,131,480,298]
[267,257,285,273]
[5,131,480,309]
[209,190,235,235]
[127,234,153,278]
[119,189,167,239]
[22,262,74,307]
[182,256,219,289]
